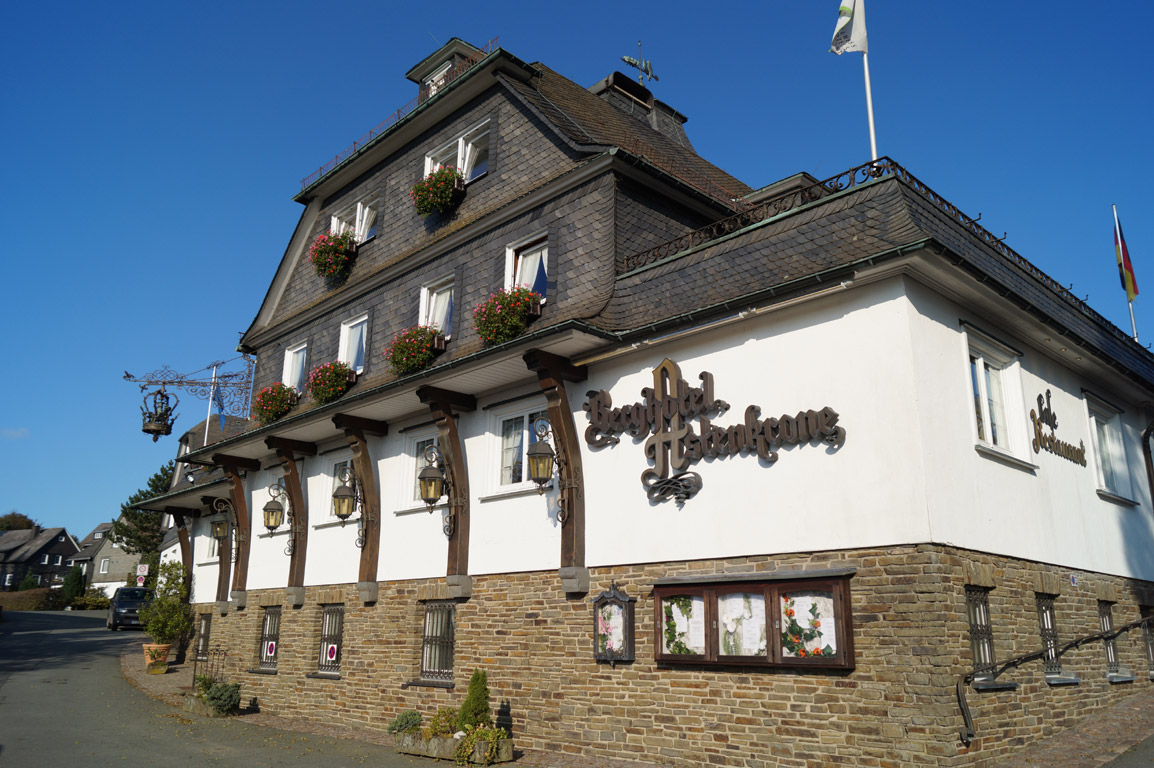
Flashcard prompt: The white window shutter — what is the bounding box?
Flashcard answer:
[355,203,376,243]
[330,215,342,234]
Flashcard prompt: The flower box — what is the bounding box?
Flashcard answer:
[385,325,446,376]
[473,287,544,347]
[308,230,357,280]
[392,733,513,764]
[411,166,466,217]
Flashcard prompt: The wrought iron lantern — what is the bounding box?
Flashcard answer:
[210,519,229,540]
[592,581,636,666]
[331,467,357,523]
[418,445,447,508]
[263,481,286,533]
[140,387,179,442]
[526,419,557,491]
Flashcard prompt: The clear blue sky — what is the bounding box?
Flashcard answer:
[1,1,1150,538]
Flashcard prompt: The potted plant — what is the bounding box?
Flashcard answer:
[139,561,193,671]
[389,670,513,765]
[306,361,355,405]
[472,287,543,346]
[384,325,445,376]
[253,382,297,425]
[308,229,357,280]
[410,165,465,217]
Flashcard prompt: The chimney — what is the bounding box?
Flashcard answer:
[588,72,694,151]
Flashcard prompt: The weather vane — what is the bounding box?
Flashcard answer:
[622,40,658,86]
[124,354,255,441]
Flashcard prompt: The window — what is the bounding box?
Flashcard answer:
[421,601,456,681]
[57,535,65,542]
[330,200,378,243]
[1099,601,1120,675]
[195,614,212,662]
[283,342,308,393]
[54,555,62,566]
[259,606,282,671]
[66,560,74,567]
[425,120,490,182]
[94,532,103,539]
[207,532,219,560]
[653,575,854,669]
[1087,396,1132,499]
[339,315,368,374]
[317,604,344,675]
[420,279,454,337]
[99,558,110,574]
[40,554,49,565]
[963,329,1026,459]
[965,586,996,679]
[498,408,549,488]
[505,237,548,299]
[3,574,11,586]
[425,62,452,96]
[1036,594,1062,677]
[111,540,119,549]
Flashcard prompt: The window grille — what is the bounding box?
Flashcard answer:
[259,606,282,670]
[1035,594,1061,676]
[318,604,344,674]
[965,586,996,678]
[421,601,455,681]
[195,614,212,663]
[1099,601,1119,675]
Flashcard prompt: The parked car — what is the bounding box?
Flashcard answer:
[106,587,152,631]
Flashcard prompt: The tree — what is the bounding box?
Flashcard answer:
[18,573,39,591]
[0,511,37,531]
[62,566,85,602]
[110,461,174,588]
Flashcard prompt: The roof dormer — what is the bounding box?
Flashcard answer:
[405,38,483,98]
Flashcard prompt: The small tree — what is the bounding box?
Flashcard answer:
[0,512,37,531]
[17,573,39,591]
[457,668,493,731]
[140,560,193,646]
[111,461,173,590]
[62,566,85,602]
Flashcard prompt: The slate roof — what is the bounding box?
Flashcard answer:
[590,168,1154,391]
[74,523,113,561]
[178,415,251,450]
[503,64,751,203]
[0,527,69,564]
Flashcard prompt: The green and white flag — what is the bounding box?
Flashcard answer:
[830,0,868,55]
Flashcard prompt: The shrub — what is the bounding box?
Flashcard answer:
[306,361,353,405]
[457,668,492,731]
[253,383,297,425]
[0,587,63,611]
[410,165,464,217]
[454,725,510,766]
[472,287,542,346]
[387,709,422,734]
[140,561,192,645]
[194,674,214,698]
[308,230,357,279]
[423,707,459,739]
[70,587,110,610]
[206,681,241,715]
[17,574,39,591]
[384,325,443,376]
[62,566,85,603]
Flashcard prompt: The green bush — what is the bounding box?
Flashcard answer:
[387,709,422,734]
[62,566,85,603]
[140,561,192,645]
[423,707,459,739]
[71,587,110,610]
[206,681,240,715]
[454,725,510,766]
[0,587,63,611]
[17,574,39,591]
[457,668,492,731]
[194,674,214,698]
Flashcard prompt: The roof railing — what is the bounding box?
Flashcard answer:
[300,37,500,192]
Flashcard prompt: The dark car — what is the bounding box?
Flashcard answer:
[107,587,152,631]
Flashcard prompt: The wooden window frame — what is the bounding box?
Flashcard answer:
[653,575,854,670]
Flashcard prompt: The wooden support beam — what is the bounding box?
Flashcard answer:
[170,512,193,604]
[335,422,382,584]
[525,349,587,571]
[264,437,318,456]
[222,466,251,596]
[419,390,473,577]
[211,454,262,472]
[332,414,389,436]
[274,447,309,589]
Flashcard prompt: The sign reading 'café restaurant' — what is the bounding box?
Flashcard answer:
[582,358,846,503]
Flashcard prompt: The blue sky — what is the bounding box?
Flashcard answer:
[1,1,1151,538]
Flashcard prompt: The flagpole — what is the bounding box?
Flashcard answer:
[1114,204,1139,342]
[204,365,218,447]
[862,52,878,161]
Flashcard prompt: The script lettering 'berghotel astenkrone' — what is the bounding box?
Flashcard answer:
[582,358,847,503]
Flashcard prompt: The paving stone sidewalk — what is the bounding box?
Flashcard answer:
[122,649,1154,767]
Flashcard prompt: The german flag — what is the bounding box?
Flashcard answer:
[1115,205,1138,302]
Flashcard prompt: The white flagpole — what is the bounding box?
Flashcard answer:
[204,365,218,447]
[862,52,878,161]
[1114,204,1138,342]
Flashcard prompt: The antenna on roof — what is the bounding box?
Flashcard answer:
[622,40,658,85]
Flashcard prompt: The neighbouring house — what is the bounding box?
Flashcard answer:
[132,39,1154,767]
[86,520,143,597]
[71,522,113,585]
[0,527,80,590]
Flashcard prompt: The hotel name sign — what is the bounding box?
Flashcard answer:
[1029,389,1086,467]
[582,358,846,503]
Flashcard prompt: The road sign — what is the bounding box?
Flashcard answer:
[137,564,149,576]
[136,575,146,586]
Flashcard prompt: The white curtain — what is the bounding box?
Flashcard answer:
[346,321,366,372]
[428,288,453,333]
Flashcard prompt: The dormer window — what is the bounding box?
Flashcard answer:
[331,201,378,244]
[420,279,454,338]
[505,234,548,300]
[425,62,452,97]
[283,342,308,393]
[339,315,368,374]
[425,120,489,183]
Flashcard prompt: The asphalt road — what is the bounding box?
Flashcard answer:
[0,610,430,767]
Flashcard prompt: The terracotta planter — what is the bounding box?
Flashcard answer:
[142,642,172,666]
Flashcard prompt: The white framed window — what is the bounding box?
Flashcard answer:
[3,573,11,586]
[99,558,110,574]
[420,278,454,337]
[283,342,308,393]
[339,315,368,374]
[66,560,74,567]
[504,235,548,300]
[331,200,378,244]
[964,329,1024,458]
[494,405,549,489]
[207,532,219,560]
[1086,395,1132,499]
[40,554,49,565]
[54,555,62,566]
[94,532,103,540]
[424,120,490,182]
[57,535,65,542]
[425,62,452,97]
